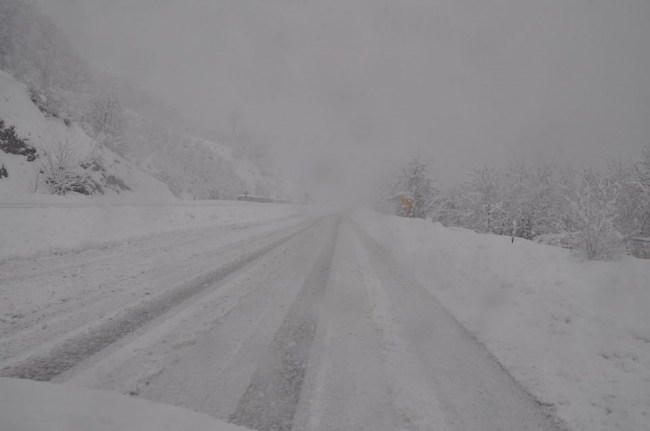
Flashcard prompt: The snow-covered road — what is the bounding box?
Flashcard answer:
[0,214,564,431]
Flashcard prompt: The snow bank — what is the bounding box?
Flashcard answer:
[0,378,249,431]
[0,199,306,261]
[355,209,650,431]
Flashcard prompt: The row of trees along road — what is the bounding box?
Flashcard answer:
[391,149,650,260]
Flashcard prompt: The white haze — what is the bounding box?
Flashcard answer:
[36,0,650,200]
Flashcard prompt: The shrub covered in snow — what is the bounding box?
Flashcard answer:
[0,119,37,161]
[39,139,92,195]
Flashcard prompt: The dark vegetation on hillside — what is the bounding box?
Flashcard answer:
[0,119,37,161]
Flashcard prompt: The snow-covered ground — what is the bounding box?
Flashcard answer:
[354,210,650,431]
[0,377,250,431]
[0,196,307,261]
[1,215,555,431]
[2,205,645,430]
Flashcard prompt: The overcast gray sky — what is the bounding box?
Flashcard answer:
[37,0,650,191]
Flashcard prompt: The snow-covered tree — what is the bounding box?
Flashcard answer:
[633,146,650,236]
[466,165,508,233]
[394,158,437,219]
[86,93,127,155]
[435,183,473,227]
[568,169,624,260]
[501,161,570,239]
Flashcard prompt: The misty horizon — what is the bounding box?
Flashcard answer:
[34,0,650,191]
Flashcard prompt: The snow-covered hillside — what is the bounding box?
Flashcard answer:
[0,70,174,200]
[120,111,284,201]
[182,135,282,198]
[355,210,650,431]
[195,138,279,198]
[0,0,286,202]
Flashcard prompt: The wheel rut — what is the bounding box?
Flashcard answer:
[229,219,339,431]
[0,220,318,382]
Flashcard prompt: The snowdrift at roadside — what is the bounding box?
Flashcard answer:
[355,209,650,431]
[0,200,307,262]
[0,378,249,431]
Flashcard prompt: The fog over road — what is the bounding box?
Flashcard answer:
[0,214,563,431]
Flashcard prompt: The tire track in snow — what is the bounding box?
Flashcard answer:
[0,220,320,382]
[351,222,564,431]
[229,219,339,431]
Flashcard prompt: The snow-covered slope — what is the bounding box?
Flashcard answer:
[355,210,650,431]
[0,378,250,431]
[0,69,174,200]
[192,136,279,197]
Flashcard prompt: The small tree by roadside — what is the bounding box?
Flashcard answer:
[40,139,92,195]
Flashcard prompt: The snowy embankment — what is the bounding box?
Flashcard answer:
[0,69,174,200]
[0,378,249,431]
[0,198,306,262]
[354,210,650,431]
